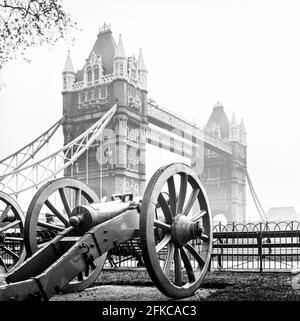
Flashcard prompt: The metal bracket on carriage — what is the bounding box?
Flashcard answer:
[111,193,142,212]
[111,193,134,202]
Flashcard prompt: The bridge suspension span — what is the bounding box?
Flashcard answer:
[0,116,65,177]
[0,104,117,198]
[0,103,267,223]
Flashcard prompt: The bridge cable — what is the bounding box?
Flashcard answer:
[245,170,268,221]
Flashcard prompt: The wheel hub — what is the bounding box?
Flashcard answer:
[171,214,203,247]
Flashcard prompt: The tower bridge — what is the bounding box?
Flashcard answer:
[61,24,247,223]
[0,24,260,223]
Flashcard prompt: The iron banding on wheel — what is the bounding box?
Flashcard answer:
[24,177,107,293]
[0,191,26,273]
[140,163,212,298]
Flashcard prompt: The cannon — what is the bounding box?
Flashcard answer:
[0,163,212,300]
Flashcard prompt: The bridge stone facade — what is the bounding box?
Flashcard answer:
[62,24,247,223]
[202,102,247,223]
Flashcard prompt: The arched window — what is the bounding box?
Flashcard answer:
[87,67,92,83]
[114,64,119,75]
[120,64,124,76]
[94,65,99,81]
[94,87,99,99]
[131,67,136,80]
[79,92,85,103]
[100,85,107,98]
[87,89,92,100]
[63,76,67,90]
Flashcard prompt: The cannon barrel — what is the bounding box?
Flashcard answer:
[69,193,174,233]
[69,197,142,233]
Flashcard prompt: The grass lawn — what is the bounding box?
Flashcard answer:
[95,269,300,301]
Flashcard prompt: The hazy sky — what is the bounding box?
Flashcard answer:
[1,0,300,221]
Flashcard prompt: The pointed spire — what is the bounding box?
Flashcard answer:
[240,118,246,132]
[214,101,223,108]
[63,50,75,73]
[230,112,238,127]
[137,48,147,71]
[115,34,126,58]
[99,22,111,33]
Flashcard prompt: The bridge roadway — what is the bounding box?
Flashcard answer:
[147,100,233,156]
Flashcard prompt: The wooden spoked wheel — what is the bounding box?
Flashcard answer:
[0,191,26,273]
[140,163,212,298]
[24,178,107,292]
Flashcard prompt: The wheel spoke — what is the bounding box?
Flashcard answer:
[45,200,70,227]
[185,243,205,267]
[0,246,20,260]
[177,174,188,214]
[180,248,196,282]
[75,189,82,207]
[174,247,182,286]
[167,176,176,216]
[59,188,72,217]
[154,219,171,232]
[0,256,7,273]
[190,210,207,221]
[0,220,21,233]
[156,234,171,253]
[183,188,200,216]
[163,242,175,277]
[0,205,11,221]
[158,193,173,224]
[5,237,24,242]
[37,220,65,231]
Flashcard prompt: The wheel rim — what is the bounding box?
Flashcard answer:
[24,177,107,292]
[0,191,25,273]
[140,163,212,298]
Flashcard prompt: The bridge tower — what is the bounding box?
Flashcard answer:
[201,102,247,223]
[62,23,148,199]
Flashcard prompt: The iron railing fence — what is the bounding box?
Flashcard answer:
[211,221,300,272]
[1,221,300,272]
[0,232,22,269]
[105,221,300,272]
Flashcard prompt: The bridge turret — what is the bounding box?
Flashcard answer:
[137,48,147,91]
[201,103,247,224]
[239,118,247,146]
[229,113,240,142]
[205,101,229,139]
[114,34,127,79]
[62,50,75,92]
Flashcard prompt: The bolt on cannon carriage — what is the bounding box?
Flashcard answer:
[0,163,212,300]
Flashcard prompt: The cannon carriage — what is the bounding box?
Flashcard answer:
[0,162,212,300]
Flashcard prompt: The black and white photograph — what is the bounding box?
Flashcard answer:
[0,0,299,314]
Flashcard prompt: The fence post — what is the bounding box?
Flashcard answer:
[258,222,263,273]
